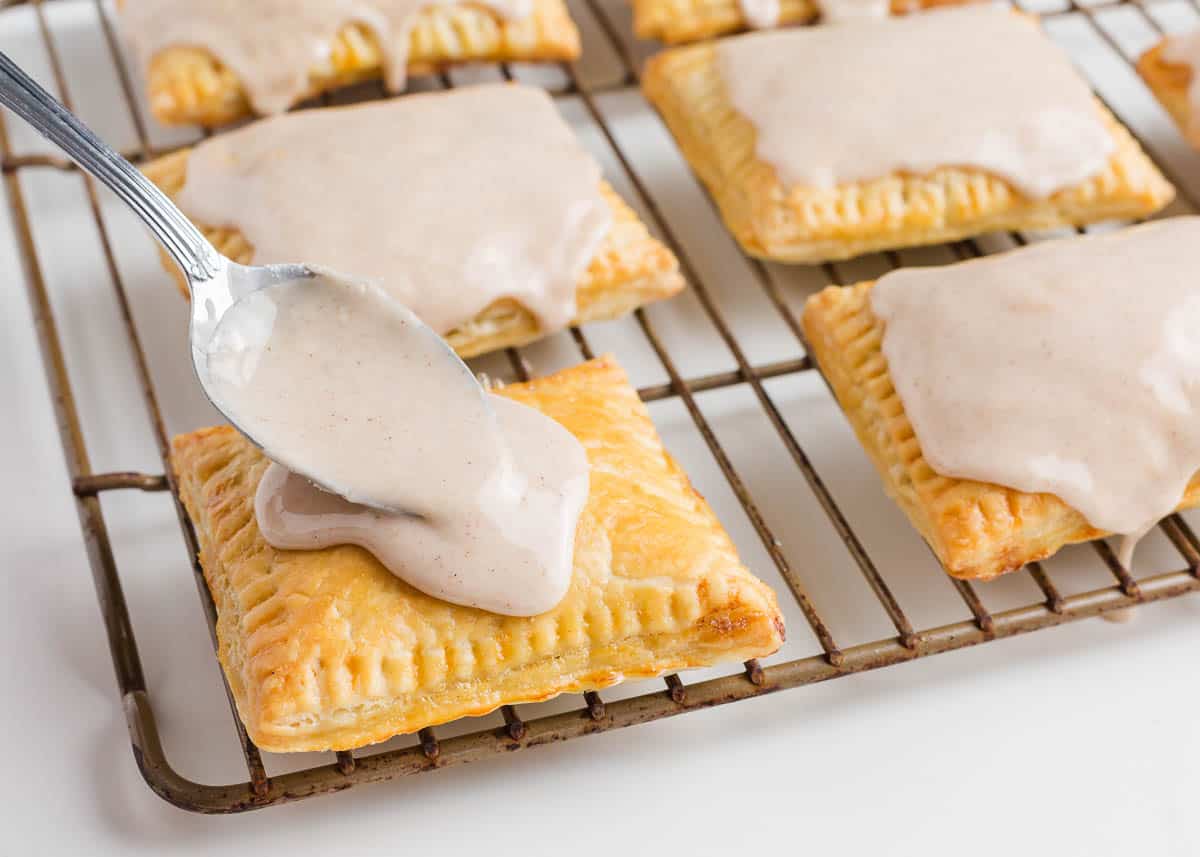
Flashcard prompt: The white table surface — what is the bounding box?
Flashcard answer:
[4,1,1200,854]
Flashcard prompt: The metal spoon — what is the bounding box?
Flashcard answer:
[0,50,473,511]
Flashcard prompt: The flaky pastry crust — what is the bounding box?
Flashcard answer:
[633,0,972,46]
[171,357,785,752]
[642,41,1174,263]
[802,283,1200,579]
[1137,41,1198,147]
[119,0,580,125]
[141,148,683,358]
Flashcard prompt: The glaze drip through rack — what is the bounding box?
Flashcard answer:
[5,0,1200,813]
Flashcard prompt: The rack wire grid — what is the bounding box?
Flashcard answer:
[6,0,1200,815]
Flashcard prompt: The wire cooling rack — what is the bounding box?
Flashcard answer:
[4,0,1200,814]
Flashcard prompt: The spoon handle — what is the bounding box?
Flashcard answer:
[0,50,220,282]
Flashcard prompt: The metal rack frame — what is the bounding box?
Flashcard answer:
[6,0,1200,814]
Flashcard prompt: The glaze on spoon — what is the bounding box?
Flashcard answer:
[207,272,590,615]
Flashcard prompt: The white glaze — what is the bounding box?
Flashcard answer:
[739,0,888,31]
[871,218,1200,571]
[818,0,889,24]
[208,271,589,616]
[739,0,781,30]
[120,0,532,114]
[176,85,611,337]
[717,6,1114,198]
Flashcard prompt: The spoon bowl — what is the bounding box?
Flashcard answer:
[0,50,470,511]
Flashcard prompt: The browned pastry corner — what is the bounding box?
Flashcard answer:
[171,356,786,752]
[1138,40,1199,147]
[802,282,1200,579]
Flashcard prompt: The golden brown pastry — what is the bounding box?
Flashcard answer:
[1138,40,1199,147]
[172,356,786,752]
[120,0,580,126]
[642,36,1174,264]
[633,0,970,46]
[141,148,683,359]
[802,282,1200,579]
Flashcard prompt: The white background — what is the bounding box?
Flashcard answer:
[4,0,1200,854]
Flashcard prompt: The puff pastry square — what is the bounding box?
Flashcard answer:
[633,0,970,46]
[643,40,1174,264]
[120,0,580,126]
[1138,39,1200,147]
[172,356,785,752]
[142,149,683,359]
[802,282,1200,579]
